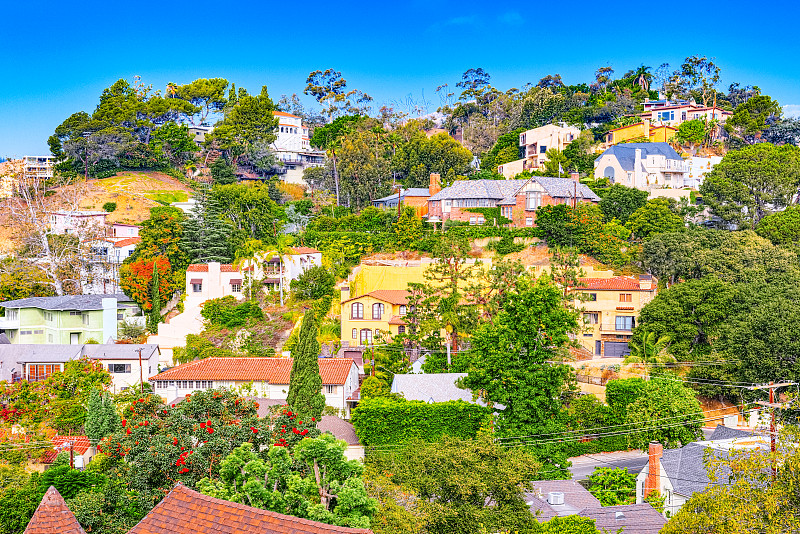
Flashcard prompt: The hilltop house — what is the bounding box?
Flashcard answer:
[635,426,762,517]
[0,294,142,345]
[270,111,326,185]
[526,479,666,534]
[497,124,581,178]
[639,98,731,128]
[0,343,160,391]
[604,120,677,147]
[426,176,599,228]
[48,210,107,236]
[594,143,688,190]
[569,275,657,358]
[149,357,360,416]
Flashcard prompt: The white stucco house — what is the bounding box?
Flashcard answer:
[594,143,689,190]
[149,357,360,417]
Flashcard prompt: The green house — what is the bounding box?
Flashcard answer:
[0,294,143,345]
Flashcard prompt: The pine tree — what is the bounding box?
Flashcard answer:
[181,190,232,264]
[84,388,104,442]
[148,261,160,334]
[101,393,121,436]
[286,309,325,420]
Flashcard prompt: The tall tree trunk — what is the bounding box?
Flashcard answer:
[331,149,340,206]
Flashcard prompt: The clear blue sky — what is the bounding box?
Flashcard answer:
[2,0,799,157]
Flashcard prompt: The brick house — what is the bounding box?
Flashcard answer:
[426,176,599,228]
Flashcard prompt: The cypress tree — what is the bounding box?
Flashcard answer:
[148,261,160,334]
[84,389,104,442]
[101,393,121,436]
[286,309,325,419]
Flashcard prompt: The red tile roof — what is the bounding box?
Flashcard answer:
[41,436,91,464]
[150,358,354,385]
[186,264,239,273]
[24,486,86,534]
[290,247,321,254]
[574,276,650,291]
[128,484,373,534]
[388,315,407,326]
[273,111,301,118]
[113,237,141,248]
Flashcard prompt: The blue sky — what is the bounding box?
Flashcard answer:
[2,0,799,157]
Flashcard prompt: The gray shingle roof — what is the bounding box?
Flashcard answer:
[535,177,601,201]
[598,142,683,172]
[581,503,666,534]
[708,424,752,441]
[317,415,360,445]
[0,294,133,311]
[428,179,528,201]
[373,188,431,203]
[660,443,725,497]
[524,479,601,520]
[81,344,160,360]
[390,373,478,404]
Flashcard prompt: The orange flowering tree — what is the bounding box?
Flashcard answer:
[119,256,173,312]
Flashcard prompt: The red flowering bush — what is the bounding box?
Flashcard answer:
[119,256,173,312]
[266,405,320,449]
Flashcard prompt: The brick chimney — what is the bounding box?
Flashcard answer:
[644,441,663,498]
[429,173,442,196]
[569,171,580,181]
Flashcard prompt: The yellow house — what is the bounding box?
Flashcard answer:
[569,275,657,358]
[605,121,677,147]
[349,263,428,297]
[340,288,410,347]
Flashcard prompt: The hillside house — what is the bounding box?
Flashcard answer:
[84,236,141,294]
[426,176,599,228]
[41,435,96,468]
[48,210,108,236]
[594,143,688,190]
[271,111,326,185]
[495,124,581,178]
[569,275,657,358]
[24,486,87,534]
[0,344,160,391]
[686,155,723,189]
[0,294,141,345]
[340,289,410,347]
[604,120,677,146]
[149,357,360,416]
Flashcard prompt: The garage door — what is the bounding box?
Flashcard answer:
[603,341,630,358]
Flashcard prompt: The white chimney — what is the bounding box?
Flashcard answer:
[634,148,643,189]
[101,298,117,343]
[208,262,222,299]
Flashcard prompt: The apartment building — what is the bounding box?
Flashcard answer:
[594,143,688,190]
[569,275,657,358]
[0,294,142,345]
[22,155,56,181]
[271,111,326,186]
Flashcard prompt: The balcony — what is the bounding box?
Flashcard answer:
[0,316,19,329]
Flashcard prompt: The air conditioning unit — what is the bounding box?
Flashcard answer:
[547,492,564,505]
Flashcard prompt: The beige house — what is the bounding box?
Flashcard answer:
[569,275,657,358]
[498,124,581,178]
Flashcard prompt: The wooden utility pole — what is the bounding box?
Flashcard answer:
[748,381,797,480]
[69,440,74,469]
[136,347,145,393]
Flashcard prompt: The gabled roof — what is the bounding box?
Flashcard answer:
[128,483,373,534]
[317,415,360,446]
[391,373,478,404]
[534,177,600,201]
[373,188,431,203]
[660,442,723,497]
[341,290,411,305]
[273,110,301,119]
[598,143,683,172]
[709,424,752,441]
[0,344,160,366]
[290,247,321,255]
[41,436,92,464]
[574,276,653,291]
[428,179,528,201]
[580,503,666,534]
[24,486,86,534]
[524,479,601,520]
[113,237,141,248]
[0,294,133,310]
[149,357,355,385]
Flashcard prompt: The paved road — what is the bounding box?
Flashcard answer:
[568,427,718,480]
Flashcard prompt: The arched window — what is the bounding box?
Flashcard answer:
[359,328,373,345]
[351,302,363,319]
[372,303,384,320]
[351,328,357,339]
[603,166,615,183]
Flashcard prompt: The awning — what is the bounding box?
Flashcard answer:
[229,279,242,285]
[190,279,203,285]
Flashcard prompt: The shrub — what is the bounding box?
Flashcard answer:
[200,296,263,328]
[102,202,117,213]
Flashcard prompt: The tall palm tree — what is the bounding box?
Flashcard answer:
[632,65,653,92]
[624,326,674,379]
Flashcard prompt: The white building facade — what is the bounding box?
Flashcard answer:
[271,111,326,186]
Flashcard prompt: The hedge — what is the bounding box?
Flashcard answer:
[351,397,488,446]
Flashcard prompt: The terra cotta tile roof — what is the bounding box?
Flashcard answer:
[113,237,141,248]
[387,315,407,326]
[574,276,650,291]
[290,247,321,254]
[186,264,239,272]
[41,436,91,464]
[24,486,86,534]
[128,483,373,534]
[149,357,354,385]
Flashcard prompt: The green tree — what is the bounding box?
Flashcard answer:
[84,389,120,442]
[393,206,424,249]
[127,206,188,291]
[366,436,540,534]
[539,515,601,534]
[167,78,229,125]
[756,204,800,252]
[181,189,234,264]
[625,198,684,239]
[725,94,782,144]
[586,468,637,506]
[599,184,649,224]
[209,86,279,165]
[286,310,325,420]
[700,143,800,228]
[210,183,284,249]
[289,265,335,301]
[626,377,703,450]
[147,260,160,334]
[210,157,237,185]
[481,128,524,171]
[675,119,709,151]
[563,132,597,176]
[0,472,41,534]
[539,148,571,176]
[150,122,197,168]
[392,131,474,188]
[462,277,579,474]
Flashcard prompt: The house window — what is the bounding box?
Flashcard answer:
[619,293,632,303]
[615,316,635,331]
[586,293,597,301]
[44,312,53,322]
[20,330,32,335]
[192,283,202,292]
[33,330,43,335]
[525,217,533,226]
[526,191,542,210]
[324,385,335,394]
[168,381,175,387]
[108,364,131,373]
[681,112,687,121]
[539,145,547,154]
[399,305,407,316]
[372,303,384,320]
[5,309,17,321]
[469,217,477,225]
[477,217,485,225]
[374,328,380,337]
[584,313,599,325]
[69,311,81,316]
[117,313,124,320]
[188,381,194,388]
[28,364,59,382]
[82,314,89,325]
[352,328,357,339]
[351,302,364,319]
[359,328,373,345]
[398,325,406,334]
[48,334,54,343]
[231,283,241,293]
